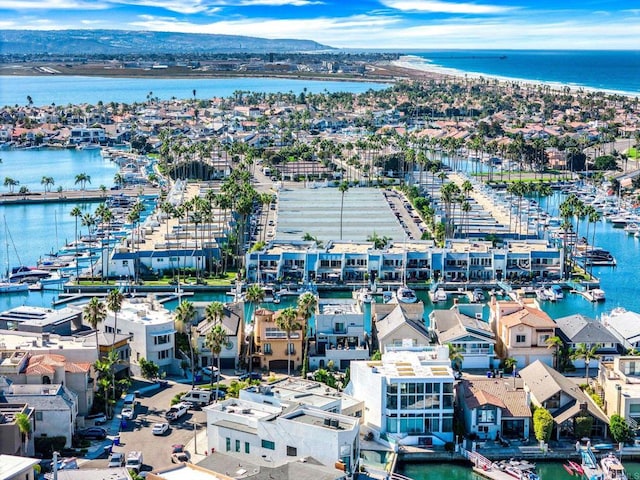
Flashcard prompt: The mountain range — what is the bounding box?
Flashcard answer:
[0,30,333,55]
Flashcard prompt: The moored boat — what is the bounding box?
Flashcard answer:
[591,288,606,302]
[429,287,448,303]
[600,452,627,480]
[396,285,418,304]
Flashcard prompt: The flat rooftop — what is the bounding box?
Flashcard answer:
[0,306,79,327]
[276,187,406,243]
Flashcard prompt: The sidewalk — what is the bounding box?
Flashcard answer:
[184,427,209,464]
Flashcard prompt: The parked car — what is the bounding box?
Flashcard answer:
[152,422,169,436]
[108,452,125,468]
[171,444,191,463]
[209,389,226,400]
[77,427,107,440]
[202,366,219,377]
[86,413,108,425]
[121,407,134,420]
[238,372,262,381]
[165,403,188,422]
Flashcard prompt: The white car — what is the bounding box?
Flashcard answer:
[121,407,134,420]
[107,452,125,468]
[202,366,219,377]
[152,422,169,436]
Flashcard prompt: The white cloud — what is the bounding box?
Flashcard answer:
[0,0,108,9]
[381,0,516,14]
[235,0,323,5]
[108,0,219,15]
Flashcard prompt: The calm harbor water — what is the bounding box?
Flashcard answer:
[0,76,389,108]
[400,460,640,479]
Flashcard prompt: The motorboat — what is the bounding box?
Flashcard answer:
[471,288,485,303]
[492,459,539,480]
[574,248,616,266]
[9,266,53,283]
[600,452,627,480]
[624,223,639,234]
[353,287,374,304]
[591,288,606,302]
[543,284,564,301]
[536,288,552,302]
[429,287,448,303]
[396,285,418,304]
[0,280,29,293]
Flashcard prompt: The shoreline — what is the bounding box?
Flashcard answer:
[390,55,640,98]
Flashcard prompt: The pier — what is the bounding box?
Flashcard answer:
[0,186,161,205]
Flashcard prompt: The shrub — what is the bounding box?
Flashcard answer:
[610,415,632,444]
[533,407,554,443]
[35,436,66,457]
[574,415,594,439]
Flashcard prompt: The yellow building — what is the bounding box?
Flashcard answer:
[253,308,305,372]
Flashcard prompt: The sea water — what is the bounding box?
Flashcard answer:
[411,50,640,96]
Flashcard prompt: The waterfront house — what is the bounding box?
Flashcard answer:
[240,377,364,420]
[601,308,640,350]
[204,398,359,473]
[598,356,640,426]
[0,403,35,456]
[192,301,244,371]
[310,299,369,371]
[554,314,622,368]
[102,296,176,377]
[520,360,609,440]
[457,378,531,441]
[69,127,105,145]
[429,304,496,370]
[253,308,305,372]
[0,306,83,335]
[0,380,78,448]
[489,298,556,367]
[345,347,455,447]
[373,302,430,353]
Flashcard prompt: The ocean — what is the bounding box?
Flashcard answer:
[407,50,640,96]
[0,76,389,108]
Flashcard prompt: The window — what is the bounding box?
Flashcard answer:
[477,408,496,423]
[245,442,250,454]
[261,439,275,450]
[35,411,43,421]
[235,440,240,452]
[516,335,526,343]
[287,446,297,457]
[226,438,231,452]
[263,343,272,354]
[287,343,295,354]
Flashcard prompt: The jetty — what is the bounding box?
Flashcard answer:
[0,186,161,205]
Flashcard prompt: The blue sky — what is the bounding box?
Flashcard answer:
[1,0,639,49]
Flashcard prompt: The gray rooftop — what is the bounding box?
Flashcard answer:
[275,187,406,243]
[555,314,620,346]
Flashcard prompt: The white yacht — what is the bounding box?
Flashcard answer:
[396,286,418,304]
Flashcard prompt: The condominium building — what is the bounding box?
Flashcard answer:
[346,347,455,447]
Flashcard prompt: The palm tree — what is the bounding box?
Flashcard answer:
[84,297,107,359]
[275,306,301,377]
[175,300,197,388]
[106,289,124,351]
[15,412,32,455]
[545,335,564,370]
[571,343,600,381]
[338,181,349,240]
[94,350,119,417]
[447,343,464,372]
[244,284,265,371]
[41,176,54,193]
[4,177,18,193]
[297,292,317,376]
[205,324,228,396]
[74,173,91,190]
[504,357,518,387]
[70,206,82,281]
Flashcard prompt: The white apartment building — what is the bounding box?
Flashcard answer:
[240,377,364,419]
[346,347,455,447]
[103,296,176,375]
[205,398,359,474]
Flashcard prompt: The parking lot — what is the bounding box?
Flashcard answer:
[81,381,207,473]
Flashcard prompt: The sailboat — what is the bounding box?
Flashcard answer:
[1,219,28,293]
[396,246,418,304]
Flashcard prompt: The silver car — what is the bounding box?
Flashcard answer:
[108,452,125,468]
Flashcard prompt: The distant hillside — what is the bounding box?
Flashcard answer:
[0,29,333,55]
